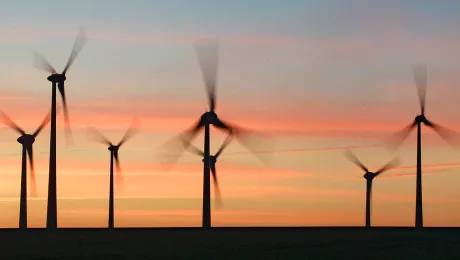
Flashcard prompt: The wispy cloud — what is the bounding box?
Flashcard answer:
[374,193,460,203]
[156,144,381,159]
[227,145,381,155]
[392,163,460,172]
[342,164,460,180]
[379,169,452,179]
[1,92,458,141]
[0,27,303,47]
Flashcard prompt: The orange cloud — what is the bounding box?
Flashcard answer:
[51,209,363,227]
[69,97,460,140]
[0,157,316,199]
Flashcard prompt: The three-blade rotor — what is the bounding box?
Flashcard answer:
[33,27,86,146]
[162,118,273,170]
[185,134,234,208]
[87,119,139,187]
[160,38,274,168]
[344,149,399,177]
[387,64,460,150]
[0,111,51,197]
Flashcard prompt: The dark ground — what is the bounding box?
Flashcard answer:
[1,227,459,259]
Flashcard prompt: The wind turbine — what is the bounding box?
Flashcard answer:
[33,27,86,229]
[387,64,459,228]
[0,111,51,228]
[163,39,273,228]
[183,133,234,208]
[344,150,399,228]
[87,123,138,228]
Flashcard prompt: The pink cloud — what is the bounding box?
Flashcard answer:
[0,90,458,141]
[2,25,460,63]
[391,163,460,172]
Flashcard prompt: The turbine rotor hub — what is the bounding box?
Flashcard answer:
[201,111,218,124]
[415,114,427,123]
[17,134,35,145]
[108,145,119,152]
[47,73,66,83]
[363,172,374,179]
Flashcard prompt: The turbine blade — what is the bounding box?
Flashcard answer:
[26,146,38,197]
[212,118,233,132]
[33,51,56,74]
[0,111,26,135]
[33,111,51,137]
[424,119,460,146]
[215,134,233,158]
[58,82,73,146]
[62,27,86,75]
[185,143,205,156]
[375,157,401,177]
[195,38,219,111]
[344,149,369,173]
[118,118,140,147]
[158,119,205,170]
[211,163,223,209]
[215,119,274,164]
[412,64,427,115]
[386,121,417,150]
[87,127,112,146]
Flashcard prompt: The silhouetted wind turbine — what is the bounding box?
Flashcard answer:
[87,123,138,229]
[0,111,51,228]
[33,27,86,229]
[344,150,399,228]
[184,134,234,208]
[162,39,273,228]
[387,64,459,228]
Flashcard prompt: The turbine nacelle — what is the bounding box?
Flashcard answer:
[201,111,218,124]
[345,150,399,180]
[17,134,35,145]
[108,145,119,152]
[363,172,374,180]
[415,114,427,124]
[47,73,66,83]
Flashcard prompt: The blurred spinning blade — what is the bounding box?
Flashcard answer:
[195,39,219,112]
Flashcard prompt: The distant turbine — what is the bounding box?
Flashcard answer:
[162,38,274,228]
[0,111,51,228]
[184,134,234,209]
[345,150,399,227]
[387,64,459,228]
[33,27,86,229]
[87,122,138,228]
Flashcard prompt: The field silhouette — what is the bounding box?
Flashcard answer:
[1,227,459,259]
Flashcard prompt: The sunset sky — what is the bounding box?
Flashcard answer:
[0,0,460,228]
